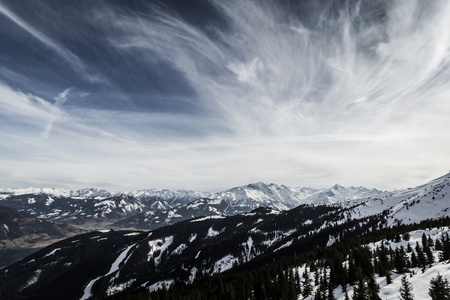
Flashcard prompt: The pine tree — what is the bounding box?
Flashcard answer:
[386,270,393,285]
[429,274,450,300]
[367,274,381,300]
[399,274,414,300]
[352,268,369,300]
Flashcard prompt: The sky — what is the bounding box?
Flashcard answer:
[0,0,449,192]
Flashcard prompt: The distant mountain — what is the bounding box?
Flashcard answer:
[0,183,383,230]
[0,173,449,300]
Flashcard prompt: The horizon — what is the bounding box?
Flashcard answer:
[3,170,450,194]
[1,0,449,192]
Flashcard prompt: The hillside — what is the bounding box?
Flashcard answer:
[0,206,81,267]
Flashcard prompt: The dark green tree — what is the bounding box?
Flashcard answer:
[429,274,450,300]
[352,268,369,300]
[399,274,414,300]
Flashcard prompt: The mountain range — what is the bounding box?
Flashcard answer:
[0,173,449,299]
[0,183,382,230]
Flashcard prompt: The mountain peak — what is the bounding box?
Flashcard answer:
[331,184,344,190]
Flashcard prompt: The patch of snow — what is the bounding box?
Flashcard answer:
[213,254,239,274]
[148,236,173,266]
[274,240,293,252]
[27,197,36,204]
[190,215,225,222]
[148,279,174,292]
[80,276,101,300]
[188,267,198,284]
[107,279,136,296]
[242,236,255,261]
[106,244,135,277]
[3,224,9,232]
[45,196,54,206]
[189,233,197,243]
[20,269,42,291]
[207,226,219,238]
[171,243,186,255]
[43,248,60,258]
[123,232,140,236]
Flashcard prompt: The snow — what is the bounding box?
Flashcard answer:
[189,233,197,243]
[27,197,36,204]
[107,279,136,296]
[20,270,42,291]
[207,226,219,238]
[190,215,225,222]
[45,196,54,206]
[242,237,255,261]
[188,267,198,283]
[274,240,293,252]
[331,261,450,300]
[213,254,239,274]
[123,232,140,236]
[148,236,173,266]
[148,279,174,292]
[366,227,450,253]
[3,224,9,232]
[80,276,101,300]
[43,248,60,258]
[171,243,186,255]
[337,173,450,227]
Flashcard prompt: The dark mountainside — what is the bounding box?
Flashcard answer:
[0,206,81,267]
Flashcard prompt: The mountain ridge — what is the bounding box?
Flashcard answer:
[0,182,383,228]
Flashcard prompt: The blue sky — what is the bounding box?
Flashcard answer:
[1,0,449,192]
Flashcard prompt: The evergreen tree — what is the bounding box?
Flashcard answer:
[352,268,369,300]
[415,242,427,272]
[399,274,414,300]
[386,270,393,285]
[366,274,381,300]
[429,274,450,300]
[439,233,450,261]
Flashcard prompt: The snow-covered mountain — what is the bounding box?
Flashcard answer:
[0,182,383,229]
[1,173,449,300]
[337,172,450,226]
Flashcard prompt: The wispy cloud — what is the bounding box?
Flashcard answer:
[0,0,449,191]
[0,3,107,84]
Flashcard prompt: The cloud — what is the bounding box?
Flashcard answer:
[0,3,107,84]
[42,88,73,138]
[1,0,450,191]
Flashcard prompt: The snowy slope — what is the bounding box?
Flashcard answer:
[338,172,450,226]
